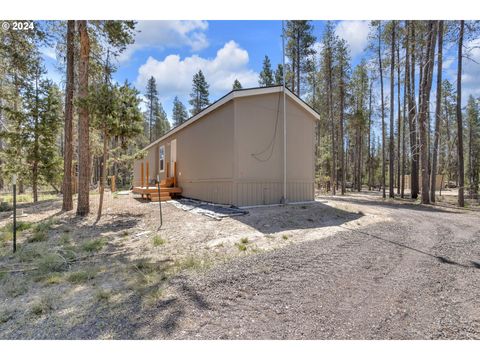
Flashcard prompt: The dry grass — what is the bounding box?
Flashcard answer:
[0,191,382,338]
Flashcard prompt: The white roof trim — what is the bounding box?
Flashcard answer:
[140,86,319,152]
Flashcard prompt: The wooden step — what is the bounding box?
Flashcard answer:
[134,186,182,195]
[150,195,171,202]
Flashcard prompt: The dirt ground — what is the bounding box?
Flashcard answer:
[0,190,478,339]
[0,191,382,339]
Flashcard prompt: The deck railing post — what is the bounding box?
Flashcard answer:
[174,161,177,187]
[146,160,150,187]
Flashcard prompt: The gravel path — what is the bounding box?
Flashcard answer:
[143,195,480,339]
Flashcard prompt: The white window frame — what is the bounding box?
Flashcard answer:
[159,145,165,173]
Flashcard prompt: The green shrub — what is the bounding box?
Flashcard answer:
[81,238,106,253]
[17,246,44,263]
[282,234,289,240]
[30,295,54,316]
[95,289,111,302]
[43,273,63,285]
[240,237,249,244]
[36,253,67,273]
[0,202,11,212]
[66,269,96,284]
[3,278,28,298]
[27,229,48,243]
[0,308,14,323]
[0,230,12,243]
[34,218,57,233]
[236,243,247,251]
[59,233,71,244]
[152,235,166,247]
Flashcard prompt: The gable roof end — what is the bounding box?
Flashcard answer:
[140,85,319,152]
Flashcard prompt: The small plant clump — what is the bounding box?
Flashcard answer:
[36,253,67,273]
[82,238,107,253]
[95,289,111,302]
[28,229,48,243]
[236,243,247,251]
[66,269,97,284]
[30,295,55,316]
[152,235,166,247]
[43,273,63,285]
[240,237,249,244]
[282,234,289,240]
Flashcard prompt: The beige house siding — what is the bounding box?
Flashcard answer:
[233,93,315,206]
[133,88,317,206]
[134,101,235,203]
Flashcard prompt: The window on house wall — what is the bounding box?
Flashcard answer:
[159,145,165,172]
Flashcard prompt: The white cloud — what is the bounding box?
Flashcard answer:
[118,20,209,62]
[135,40,259,110]
[335,20,370,58]
[40,46,57,60]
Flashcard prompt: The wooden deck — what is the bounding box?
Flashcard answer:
[134,160,181,202]
[132,186,182,202]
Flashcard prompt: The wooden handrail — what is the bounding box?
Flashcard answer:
[174,161,177,187]
[146,160,150,187]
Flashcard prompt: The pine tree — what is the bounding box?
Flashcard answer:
[90,78,143,220]
[419,21,437,204]
[152,101,170,139]
[232,79,242,90]
[431,21,444,202]
[456,20,465,207]
[76,20,91,216]
[62,20,75,211]
[145,76,158,143]
[274,64,284,85]
[172,96,188,127]
[336,39,350,195]
[189,70,210,116]
[27,79,63,200]
[350,59,368,193]
[24,59,63,202]
[466,95,479,198]
[259,55,274,86]
[285,20,316,96]
[389,21,396,198]
[0,21,40,194]
[320,21,338,194]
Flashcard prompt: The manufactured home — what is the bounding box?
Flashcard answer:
[132,86,319,206]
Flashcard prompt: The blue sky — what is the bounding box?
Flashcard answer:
[40,20,479,126]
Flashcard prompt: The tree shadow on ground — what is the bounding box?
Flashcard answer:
[323,194,465,214]
[233,201,363,234]
[343,225,480,270]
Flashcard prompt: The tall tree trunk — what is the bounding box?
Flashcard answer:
[32,64,40,203]
[431,21,443,203]
[368,80,373,191]
[76,20,90,216]
[378,23,386,199]
[62,20,75,212]
[396,36,401,195]
[401,36,407,199]
[389,21,395,198]
[456,20,465,207]
[340,62,345,195]
[444,93,452,183]
[407,21,419,199]
[329,55,336,195]
[97,130,108,221]
[419,21,436,204]
[296,31,301,97]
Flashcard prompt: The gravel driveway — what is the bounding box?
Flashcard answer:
[3,193,479,339]
[144,194,480,339]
